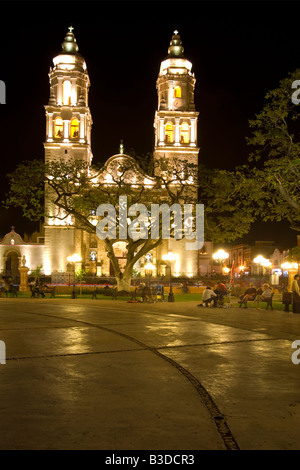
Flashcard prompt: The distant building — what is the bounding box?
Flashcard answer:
[227,240,290,277]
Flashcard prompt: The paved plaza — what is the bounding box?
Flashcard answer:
[0,298,300,450]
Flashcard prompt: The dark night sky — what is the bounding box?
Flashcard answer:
[0,0,299,247]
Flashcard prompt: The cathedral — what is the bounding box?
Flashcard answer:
[0,28,213,282]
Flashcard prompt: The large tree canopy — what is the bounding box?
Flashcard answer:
[197,164,256,243]
[4,157,199,290]
[4,155,256,288]
[246,69,300,232]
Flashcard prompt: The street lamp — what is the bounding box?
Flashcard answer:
[162,252,177,302]
[212,249,229,275]
[67,254,81,299]
[253,255,271,277]
[144,262,155,286]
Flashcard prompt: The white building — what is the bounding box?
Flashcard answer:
[0,28,207,281]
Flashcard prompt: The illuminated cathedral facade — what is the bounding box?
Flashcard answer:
[0,28,214,281]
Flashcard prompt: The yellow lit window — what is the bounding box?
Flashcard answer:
[180,123,189,143]
[165,122,174,143]
[70,118,79,138]
[174,86,181,98]
[63,80,71,105]
[54,118,63,138]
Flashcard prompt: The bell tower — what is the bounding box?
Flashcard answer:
[153,31,199,173]
[43,27,93,274]
[44,26,93,165]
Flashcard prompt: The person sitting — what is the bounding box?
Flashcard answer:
[39,282,48,298]
[238,283,257,308]
[213,282,228,307]
[199,286,217,307]
[256,283,273,309]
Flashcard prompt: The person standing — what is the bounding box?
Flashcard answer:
[292,274,300,313]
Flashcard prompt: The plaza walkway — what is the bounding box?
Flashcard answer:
[0,298,299,450]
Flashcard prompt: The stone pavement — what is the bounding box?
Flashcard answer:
[0,298,300,450]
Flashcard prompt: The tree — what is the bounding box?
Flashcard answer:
[287,246,300,264]
[246,69,300,232]
[197,164,257,243]
[4,157,198,292]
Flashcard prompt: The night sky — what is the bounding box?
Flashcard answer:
[0,0,299,247]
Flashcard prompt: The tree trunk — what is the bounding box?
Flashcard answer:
[115,272,132,292]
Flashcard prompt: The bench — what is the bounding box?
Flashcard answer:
[41,286,56,298]
[92,287,118,300]
[259,293,274,310]
[239,292,274,309]
[5,286,18,298]
[30,285,56,298]
[250,293,274,310]
[130,287,155,303]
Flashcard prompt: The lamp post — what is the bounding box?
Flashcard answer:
[67,254,81,299]
[212,249,229,276]
[144,262,155,287]
[162,252,177,302]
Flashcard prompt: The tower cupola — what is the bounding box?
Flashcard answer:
[167,30,185,58]
[61,26,79,54]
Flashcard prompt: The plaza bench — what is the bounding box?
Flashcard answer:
[92,287,118,300]
[248,293,274,309]
[30,285,56,298]
[5,286,18,298]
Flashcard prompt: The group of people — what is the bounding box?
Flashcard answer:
[198,274,300,311]
[199,282,228,308]
[198,281,273,309]
[30,280,49,298]
[238,282,272,309]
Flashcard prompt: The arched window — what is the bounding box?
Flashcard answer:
[180,123,189,143]
[70,118,79,138]
[165,122,174,143]
[54,118,63,138]
[174,86,181,98]
[63,80,71,105]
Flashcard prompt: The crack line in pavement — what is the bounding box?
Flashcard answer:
[18,310,240,451]
[5,336,282,361]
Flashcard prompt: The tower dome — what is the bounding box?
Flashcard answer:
[61,26,79,54]
[168,30,185,58]
[52,27,87,72]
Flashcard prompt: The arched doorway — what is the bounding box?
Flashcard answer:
[4,251,20,281]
